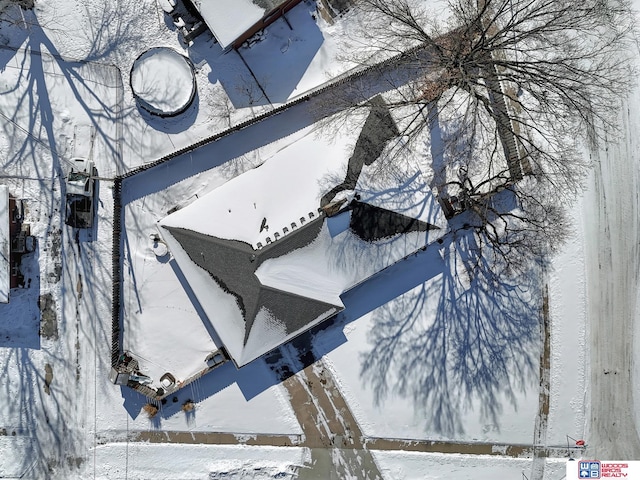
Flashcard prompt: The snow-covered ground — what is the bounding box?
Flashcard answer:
[546,194,588,447]
[372,452,566,480]
[582,88,640,459]
[0,0,638,478]
[92,443,306,479]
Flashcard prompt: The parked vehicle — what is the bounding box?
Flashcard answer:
[65,157,96,228]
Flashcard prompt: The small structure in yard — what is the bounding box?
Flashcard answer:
[130,47,197,117]
[184,0,304,51]
[110,348,229,400]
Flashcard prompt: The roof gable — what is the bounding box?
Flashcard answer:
[161,219,342,365]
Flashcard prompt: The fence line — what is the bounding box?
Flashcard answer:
[110,40,434,394]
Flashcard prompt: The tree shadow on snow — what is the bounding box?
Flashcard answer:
[0,4,141,477]
[120,97,316,204]
[0,2,140,180]
[0,246,41,349]
[265,173,446,378]
[195,1,324,108]
[0,346,86,477]
[357,229,542,438]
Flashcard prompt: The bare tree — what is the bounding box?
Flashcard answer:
[314,0,635,275]
[344,0,635,151]
[0,0,33,14]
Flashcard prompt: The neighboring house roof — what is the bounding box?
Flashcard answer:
[0,185,9,303]
[190,0,290,50]
[158,99,446,366]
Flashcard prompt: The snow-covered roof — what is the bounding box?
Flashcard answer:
[192,0,286,49]
[158,106,447,366]
[158,134,343,249]
[159,219,342,366]
[158,131,349,365]
[0,185,9,303]
[253,205,444,308]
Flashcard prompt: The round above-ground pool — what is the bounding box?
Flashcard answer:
[130,47,196,117]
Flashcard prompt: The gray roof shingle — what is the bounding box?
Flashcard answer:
[164,216,340,349]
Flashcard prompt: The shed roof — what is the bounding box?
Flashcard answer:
[192,0,287,49]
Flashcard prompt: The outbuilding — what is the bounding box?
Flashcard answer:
[186,0,303,50]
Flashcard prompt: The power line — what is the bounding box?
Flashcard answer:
[0,107,79,172]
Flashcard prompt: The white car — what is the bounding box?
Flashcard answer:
[65,157,96,228]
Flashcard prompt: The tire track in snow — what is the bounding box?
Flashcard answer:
[278,353,383,480]
[584,96,640,459]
